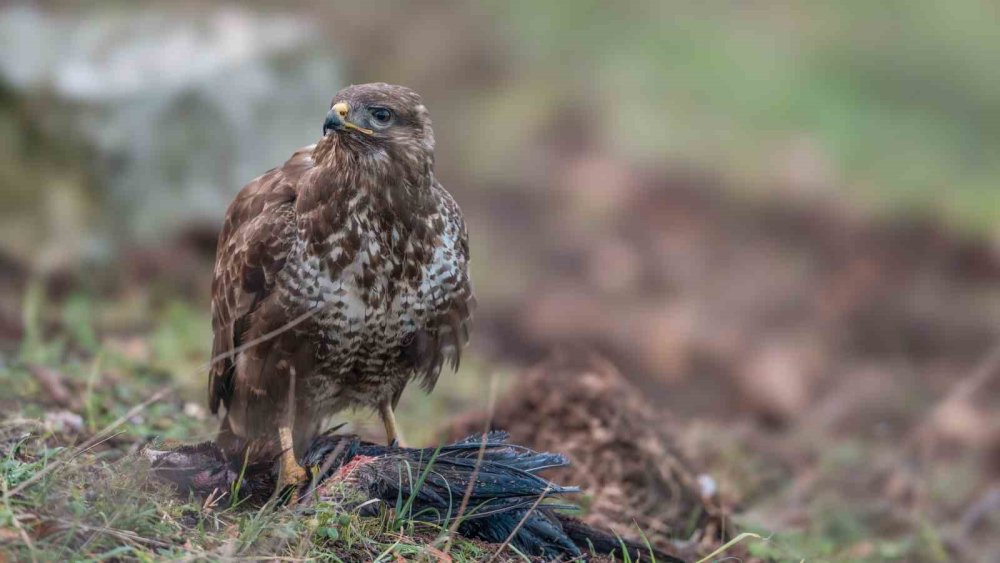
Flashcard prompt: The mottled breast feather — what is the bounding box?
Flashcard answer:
[402,181,476,392]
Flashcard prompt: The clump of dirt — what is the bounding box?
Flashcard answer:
[446,352,728,558]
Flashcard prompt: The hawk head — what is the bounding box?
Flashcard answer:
[322,83,435,165]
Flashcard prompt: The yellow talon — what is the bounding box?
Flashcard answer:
[275,424,307,503]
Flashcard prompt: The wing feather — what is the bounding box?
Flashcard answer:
[208,148,312,413]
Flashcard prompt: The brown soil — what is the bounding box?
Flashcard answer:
[447,353,728,560]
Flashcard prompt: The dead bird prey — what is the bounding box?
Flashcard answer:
[147,432,683,562]
[209,83,474,492]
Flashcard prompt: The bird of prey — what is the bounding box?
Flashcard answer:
[208,83,474,492]
[147,432,685,561]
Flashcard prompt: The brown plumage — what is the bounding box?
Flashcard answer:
[208,83,474,484]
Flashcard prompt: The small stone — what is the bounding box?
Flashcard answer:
[44,410,84,433]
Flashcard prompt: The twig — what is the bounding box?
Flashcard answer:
[486,485,552,563]
[693,532,769,563]
[204,305,324,370]
[8,388,170,497]
[1,477,38,563]
[440,372,498,556]
[66,430,127,464]
[54,521,176,549]
[300,438,347,502]
[444,429,489,530]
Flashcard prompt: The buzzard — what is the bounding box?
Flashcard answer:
[208,83,474,490]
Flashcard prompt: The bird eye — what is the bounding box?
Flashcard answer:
[370,107,393,125]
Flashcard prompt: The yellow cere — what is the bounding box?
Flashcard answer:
[332,102,374,135]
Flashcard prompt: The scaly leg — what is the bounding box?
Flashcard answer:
[275,424,308,501]
[379,400,404,447]
[274,366,307,502]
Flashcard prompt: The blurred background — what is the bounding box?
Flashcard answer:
[1,1,999,560]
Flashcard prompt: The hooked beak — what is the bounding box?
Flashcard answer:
[323,102,374,136]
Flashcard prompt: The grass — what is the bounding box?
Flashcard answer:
[5,282,993,561]
[0,362,505,562]
[0,294,812,561]
[685,421,977,562]
[0,291,518,561]
[0,427,493,561]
